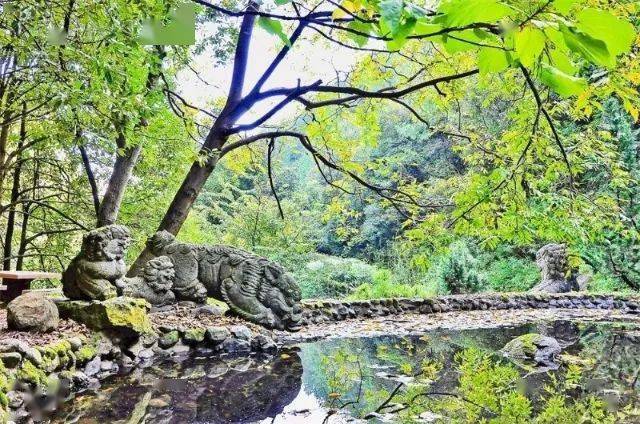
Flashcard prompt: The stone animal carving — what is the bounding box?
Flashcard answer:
[116,256,176,306]
[531,243,576,293]
[62,225,131,301]
[147,231,302,330]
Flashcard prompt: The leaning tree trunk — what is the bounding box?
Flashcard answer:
[128,139,222,275]
[128,8,257,276]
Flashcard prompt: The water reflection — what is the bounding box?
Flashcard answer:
[50,321,640,423]
[53,353,304,424]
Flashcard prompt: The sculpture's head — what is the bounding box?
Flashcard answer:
[148,230,176,256]
[260,264,303,331]
[142,256,175,292]
[82,225,131,261]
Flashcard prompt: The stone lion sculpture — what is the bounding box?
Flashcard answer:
[531,243,576,293]
[147,231,302,330]
[116,256,176,306]
[62,225,131,301]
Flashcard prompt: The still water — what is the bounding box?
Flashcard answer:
[51,320,640,423]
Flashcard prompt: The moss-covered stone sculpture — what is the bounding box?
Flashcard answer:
[147,231,302,330]
[62,225,131,301]
[117,256,176,306]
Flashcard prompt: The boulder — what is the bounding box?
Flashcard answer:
[502,333,561,370]
[7,292,59,332]
[58,296,152,335]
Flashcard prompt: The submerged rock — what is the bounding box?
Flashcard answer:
[7,292,59,332]
[501,333,561,370]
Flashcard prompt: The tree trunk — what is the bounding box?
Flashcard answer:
[16,160,39,271]
[128,144,221,275]
[78,138,100,218]
[97,136,142,227]
[128,7,257,275]
[2,102,26,270]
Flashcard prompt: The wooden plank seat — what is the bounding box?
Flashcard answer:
[0,271,61,303]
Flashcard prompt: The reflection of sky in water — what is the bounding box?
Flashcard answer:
[258,388,333,424]
[48,321,640,423]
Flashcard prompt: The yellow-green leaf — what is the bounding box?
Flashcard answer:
[576,8,635,56]
[539,63,587,98]
[437,0,514,27]
[478,48,511,75]
[560,24,613,68]
[514,26,545,68]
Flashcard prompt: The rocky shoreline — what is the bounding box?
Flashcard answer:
[2,292,640,422]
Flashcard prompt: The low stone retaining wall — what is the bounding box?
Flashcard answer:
[299,292,640,325]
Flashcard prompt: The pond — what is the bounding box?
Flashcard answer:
[50,320,640,423]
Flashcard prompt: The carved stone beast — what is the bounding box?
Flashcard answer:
[147,231,302,330]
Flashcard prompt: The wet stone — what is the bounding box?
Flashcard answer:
[84,356,102,377]
[230,325,252,341]
[206,326,230,344]
[0,351,22,368]
[222,338,251,353]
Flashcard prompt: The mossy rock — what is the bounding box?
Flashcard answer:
[183,328,206,345]
[15,360,47,388]
[501,333,561,370]
[75,345,98,364]
[158,331,180,349]
[58,296,152,335]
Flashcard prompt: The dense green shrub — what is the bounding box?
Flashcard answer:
[347,269,436,299]
[437,241,486,294]
[484,257,539,292]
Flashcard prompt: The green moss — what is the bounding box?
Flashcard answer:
[15,360,47,387]
[0,392,7,409]
[75,345,98,363]
[59,297,152,334]
[105,298,152,333]
[517,333,540,355]
[183,328,206,344]
[158,331,180,348]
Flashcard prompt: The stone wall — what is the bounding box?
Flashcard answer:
[299,292,640,325]
[1,315,276,423]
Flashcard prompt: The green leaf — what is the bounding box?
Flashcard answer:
[548,48,576,74]
[552,0,578,14]
[274,0,291,4]
[539,63,587,98]
[257,17,291,47]
[560,24,613,68]
[347,21,372,47]
[379,0,404,35]
[386,17,416,50]
[576,8,635,56]
[514,26,545,68]
[413,21,443,37]
[437,0,514,27]
[478,48,511,75]
[441,29,494,53]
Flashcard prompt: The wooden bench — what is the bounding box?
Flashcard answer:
[0,271,62,303]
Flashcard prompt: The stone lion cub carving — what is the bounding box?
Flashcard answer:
[147,231,302,330]
[62,225,131,301]
[117,256,176,306]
